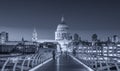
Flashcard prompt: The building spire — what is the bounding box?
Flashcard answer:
[32,27,38,42]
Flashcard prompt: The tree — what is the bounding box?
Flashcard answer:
[92,34,98,41]
[107,37,111,43]
[72,33,80,49]
[73,33,79,41]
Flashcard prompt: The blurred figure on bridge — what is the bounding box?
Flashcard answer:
[73,49,76,56]
[52,50,56,60]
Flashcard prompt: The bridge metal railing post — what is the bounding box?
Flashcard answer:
[1,58,10,71]
[38,53,43,64]
[31,54,38,67]
[13,58,19,71]
[35,54,40,65]
[37,54,41,64]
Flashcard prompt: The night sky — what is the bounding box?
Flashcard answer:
[0,0,120,41]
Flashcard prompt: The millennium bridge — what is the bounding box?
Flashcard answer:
[0,40,120,71]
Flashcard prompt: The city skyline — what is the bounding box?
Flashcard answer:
[0,0,120,41]
[0,1,120,71]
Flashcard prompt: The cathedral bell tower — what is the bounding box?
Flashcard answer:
[32,28,38,42]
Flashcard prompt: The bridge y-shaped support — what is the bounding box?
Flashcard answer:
[27,55,35,68]
[13,58,19,71]
[115,63,120,71]
[21,56,29,71]
[103,58,110,71]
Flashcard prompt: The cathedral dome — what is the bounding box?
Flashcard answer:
[57,24,68,31]
[56,16,69,31]
[55,16,71,52]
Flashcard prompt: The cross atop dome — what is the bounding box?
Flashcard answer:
[61,16,65,24]
[61,16,64,22]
